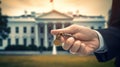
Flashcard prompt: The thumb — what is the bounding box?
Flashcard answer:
[51,27,71,35]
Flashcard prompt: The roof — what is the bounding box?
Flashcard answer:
[8,17,36,22]
[73,16,105,21]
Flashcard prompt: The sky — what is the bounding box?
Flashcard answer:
[1,0,112,20]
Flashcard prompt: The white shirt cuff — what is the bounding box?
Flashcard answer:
[94,30,107,53]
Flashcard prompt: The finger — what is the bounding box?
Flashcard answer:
[61,35,71,43]
[62,37,75,50]
[76,43,86,56]
[61,36,66,43]
[83,45,94,55]
[70,40,81,54]
[77,43,94,56]
[51,24,78,35]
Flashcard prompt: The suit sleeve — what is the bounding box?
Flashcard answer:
[94,27,120,62]
[94,0,120,62]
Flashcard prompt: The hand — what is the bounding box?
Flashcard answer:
[51,24,100,56]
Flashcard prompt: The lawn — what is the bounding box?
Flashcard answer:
[0,55,114,67]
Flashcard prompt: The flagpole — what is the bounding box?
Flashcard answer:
[50,0,54,10]
[52,1,54,10]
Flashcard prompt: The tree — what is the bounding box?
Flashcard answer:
[0,0,9,39]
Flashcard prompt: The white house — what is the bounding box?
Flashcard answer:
[0,10,105,50]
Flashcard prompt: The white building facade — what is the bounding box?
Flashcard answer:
[0,10,105,50]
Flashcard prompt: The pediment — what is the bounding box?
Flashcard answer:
[37,10,73,19]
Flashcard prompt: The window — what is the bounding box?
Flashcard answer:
[31,38,34,45]
[49,42,51,47]
[48,23,53,33]
[39,23,44,33]
[99,26,102,29]
[56,23,62,29]
[65,23,71,27]
[16,27,19,33]
[16,38,19,45]
[23,38,27,46]
[31,27,34,33]
[23,27,27,33]
[0,39,3,46]
[91,26,94,29]
[40,38,44,47]
[8,38,11,45]
[40,27,44,33]
[8,27,11,33]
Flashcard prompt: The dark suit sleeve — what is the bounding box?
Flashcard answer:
[94,27,120,62]
[94,0,120,62]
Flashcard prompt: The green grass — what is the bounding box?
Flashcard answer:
[0,55,114,67]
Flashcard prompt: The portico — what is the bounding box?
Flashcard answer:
[35,10,73,48]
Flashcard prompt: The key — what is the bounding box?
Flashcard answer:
[53,32,74,46]
[53,33,62,46]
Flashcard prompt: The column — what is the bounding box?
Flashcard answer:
[52,23,57,55]
[62,22,64,28]
[19,37,23,45]
[44,23,48,48]
[19,26,23,45]
[35,23,39,47]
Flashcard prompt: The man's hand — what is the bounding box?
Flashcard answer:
[51,24,100,56]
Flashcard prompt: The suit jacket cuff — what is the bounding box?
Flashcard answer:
[94,30,107,53]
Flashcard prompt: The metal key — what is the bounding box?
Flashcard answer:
[53,32,74,46]
[53,33,62,46]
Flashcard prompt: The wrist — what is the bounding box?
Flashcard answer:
[93,30,107,53]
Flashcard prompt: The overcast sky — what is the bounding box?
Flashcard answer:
[1,0,112,20]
